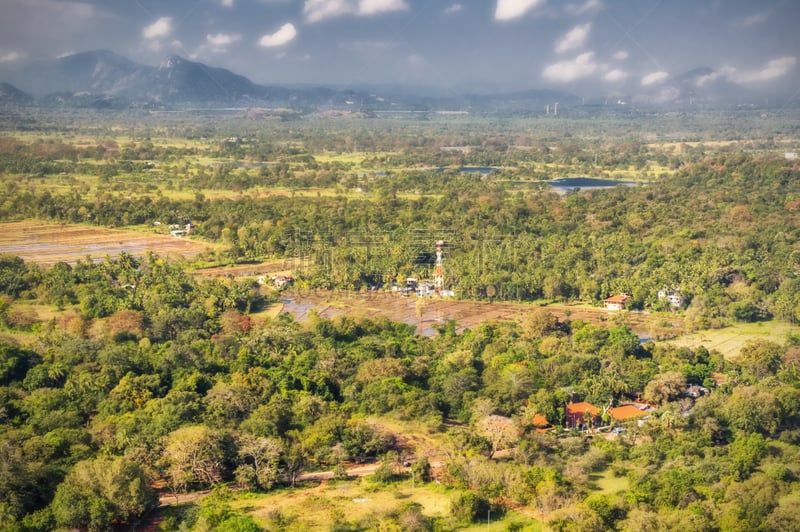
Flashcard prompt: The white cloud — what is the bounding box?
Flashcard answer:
[641,71,669,86]
[555,23,591,53]
[358,0,407,16]
[495,0,546,21]
[221,0,234,6]
[444,3,463,15]
[542,52,599,83]
[735,56,796,83]
[612,50,628,61]
[0,51,23,63]
[143,17,172,39]
[694,57,796,87]
[207,33,241,46]
[259,23,298,47]
[304,0,350,22]
[604,69,627,82]
[739,12,769,28]
[565,0,602,16]
[304,0,406,22]
[695,66,736,87]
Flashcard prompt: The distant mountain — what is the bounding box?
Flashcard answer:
[4,49,770,111]
[0,82,33,105]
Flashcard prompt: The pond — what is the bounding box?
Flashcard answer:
[549,177,638,191]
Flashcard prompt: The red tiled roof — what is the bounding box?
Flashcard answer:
[566,402,600,416]
[604,294,630,304]
[609,405,646,420]
[532,414,549,427]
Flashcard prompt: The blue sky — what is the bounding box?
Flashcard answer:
[0,0,798,95]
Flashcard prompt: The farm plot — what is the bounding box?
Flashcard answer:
[0,221,214,265]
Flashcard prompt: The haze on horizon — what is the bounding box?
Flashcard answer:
[0,0,798,98]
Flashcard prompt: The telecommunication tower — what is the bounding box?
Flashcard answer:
[434,240,444,290]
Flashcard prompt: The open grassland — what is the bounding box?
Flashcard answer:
[233,481,452,530]
[228,480,541,531]
[670,320,795,359]
[0,220,215,265]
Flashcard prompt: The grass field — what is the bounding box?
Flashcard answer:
[0,220,215,264]
[231,480,453,530]
[669,320,795,359]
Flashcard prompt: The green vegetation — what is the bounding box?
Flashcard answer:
[0,107,799,530]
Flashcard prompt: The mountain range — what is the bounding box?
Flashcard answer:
[0,50,776,111]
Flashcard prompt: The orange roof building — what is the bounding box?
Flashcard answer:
[603,294,630,311]
[608,404,647,422]
[566,402,601,429]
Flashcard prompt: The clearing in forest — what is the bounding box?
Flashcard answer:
[0,221,214,265]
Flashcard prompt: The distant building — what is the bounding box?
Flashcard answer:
[272,275,294,288]
[785,152,798,160]
[657,288,683,308]
[566,402,600,429]
[603,293,630,311]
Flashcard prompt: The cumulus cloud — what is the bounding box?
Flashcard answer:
[304,0,407,23]
[565,0,602,16]
[735,56,796,83]
[695,66,736,87]
[143,17,172,39]
[359,0,407,16]
[612,50,629,61]
[555,23,591,53]
[444,3,463,14]
[207,33,241,46]
[495,0,546,21]
[641,71,669,86]
[695,57,796,87]
[220,0,234,6]
[0,51,23,63]
[259,23,297,47]
[604,69,627,82]
[542,52,599,83]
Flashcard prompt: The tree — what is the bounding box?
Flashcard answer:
[163,425,228,493]
[643,371,686,406]
[50,456,157,531]
[736,339,784,379]
[235,434,282,490]
[476,414,518,459]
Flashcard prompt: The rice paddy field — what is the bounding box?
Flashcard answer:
[0,220,215,265]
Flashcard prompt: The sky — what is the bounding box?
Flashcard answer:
[0,0,798,96]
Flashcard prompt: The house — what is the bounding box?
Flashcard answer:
[416,282,436,297]
[566,402,601,430]
[272,275,294,288]
[608,404,647,423]
[603,293,630,311]
[657,288,683,309]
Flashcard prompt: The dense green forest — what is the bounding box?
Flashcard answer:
[0,108,799,530]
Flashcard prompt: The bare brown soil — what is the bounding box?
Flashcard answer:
[280,290,680,337]
[0,221,214,265]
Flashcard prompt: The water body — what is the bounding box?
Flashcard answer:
[432,166,496,175]
[549,177,638,192]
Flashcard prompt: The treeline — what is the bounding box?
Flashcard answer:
[2,153,799,329]
[1,253,799,529]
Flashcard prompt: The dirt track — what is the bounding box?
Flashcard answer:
[280,290,680,337]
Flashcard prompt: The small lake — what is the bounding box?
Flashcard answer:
[432,166,497,175]
[549,177,638,192]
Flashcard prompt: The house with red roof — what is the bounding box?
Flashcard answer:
[603,293,630,311]
[565,402,600,430]
[608,404,647,423]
